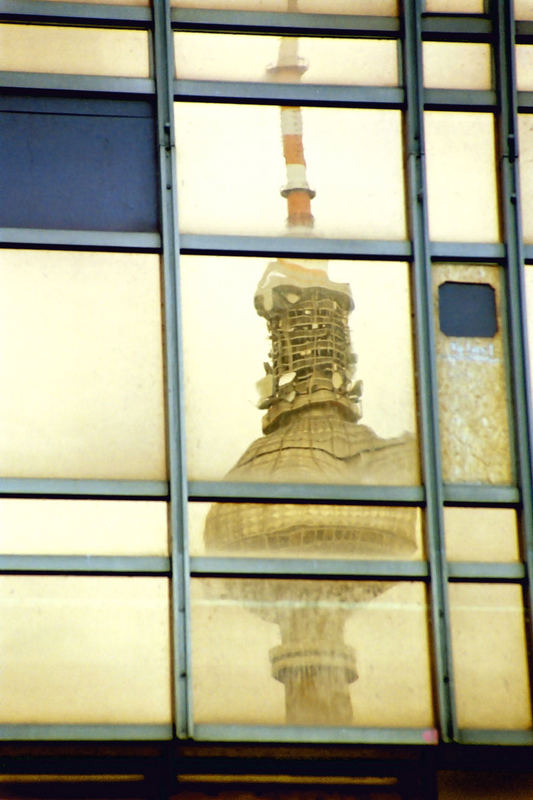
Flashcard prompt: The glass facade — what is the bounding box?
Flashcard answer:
[1,0,533,796]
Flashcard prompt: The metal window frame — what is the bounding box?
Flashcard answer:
[1,0,533,748]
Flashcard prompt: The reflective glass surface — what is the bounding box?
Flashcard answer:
[0,577,172,723]
[450,584,531,729]
[516,0,533,19]
[175,104,407,240]
[0,251,167,480]
[0,500,169,556]
[423,42,491,90]
[425,0,484,10]
[189,503,424,559]
[192,579,433,727]
[518,115,533,244]
[181,257,419,483]
[526,267,533,401]
[433,263,512,484]
[175,33,398,86]
[444,507,519,562]
[171,0,397,14]
[516,45,533,92]
[425,112,500,243]
[0,24,150,77]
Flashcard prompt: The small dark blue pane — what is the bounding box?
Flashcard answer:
[0,96,158,232]
[439,281,497,338]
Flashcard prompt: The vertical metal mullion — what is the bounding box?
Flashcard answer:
[153,0,192,739]
[495,0,533,712]
[402,0,457,742]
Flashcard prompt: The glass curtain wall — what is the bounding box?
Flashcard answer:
[1,0,533,749]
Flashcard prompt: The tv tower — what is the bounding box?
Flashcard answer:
[204,18,418,725]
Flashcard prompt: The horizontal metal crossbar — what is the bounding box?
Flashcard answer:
[190,556,428,580]
[442,484,520,504]
[0,228,161,251]
[0,555,171,576]
[0,0,151,26]
[175,80,404,108]
[0,71,155,96]
[193,724,439,745]
[0,478,169,499]
[188,481,425,505]
[0,725,173,742]
[171,9,400,37]
[447,562,525,581]
[179,234,412,259]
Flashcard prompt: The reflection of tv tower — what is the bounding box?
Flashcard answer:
[204,22,418,725]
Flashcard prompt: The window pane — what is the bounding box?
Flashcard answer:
[0,500,169,556]
[189,503,425,559]
[425,0,484,10]
[0,96,158,232]
[192,579,433,727]
[175,33,398,86]
[516,45,533,91]
[444,507,519,562]
[518,115,533,244]
[0,251,167,480]
[525,267,533,401]
[433,264,513,484]
[0,577,172,724]
[175,104,407,240]
[425,112,500,242]
[516,0,533,20]
[423,42,491,89]
[450,584,531,729]
[0,24,150,77]
[171,0,397,14]
[181,257,419,484]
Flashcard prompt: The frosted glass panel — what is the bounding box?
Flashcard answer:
[516,0,533,19]
[171,0,397,14]
[192,579,433,728]
[0,500,169,556]
[425,112,499,242]
[433,263,512,484]
[0,25,150,77]
[516,46,533,91]
[423,42,491,89]
[175,33,398,86]
[444,507,519,562]
[0,577,172,723]
[0,251,167,480]
[189,503,425,559]
[175,104,407,240]
[450,584,531,729]
[518,116,533,244]
[425,0,484,10]
[181,257,419,483]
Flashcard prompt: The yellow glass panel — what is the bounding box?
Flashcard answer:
[192,579,433,728]
[0,250,167,480]
[0,576,172,723]
[516,0,533,20]
[181,257,419,483]
[0,25,150,77]
[425,0,484,10]
[175,103,407,240]
[189,503,425,559]
[174,33,398,86]
[518,115,533,244]
[171,0,397,14]
[516,45,533,91]
[40,0,149,3]
[425,112,500,242]
[526,267,533,400]
[423,42,491,90]
[444,507,519,562]
[0,500,169,556]
[450,583,531,729]
[433,264,513,484]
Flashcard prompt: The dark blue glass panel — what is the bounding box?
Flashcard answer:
[439,281,498,338]
[0,96,158,232]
